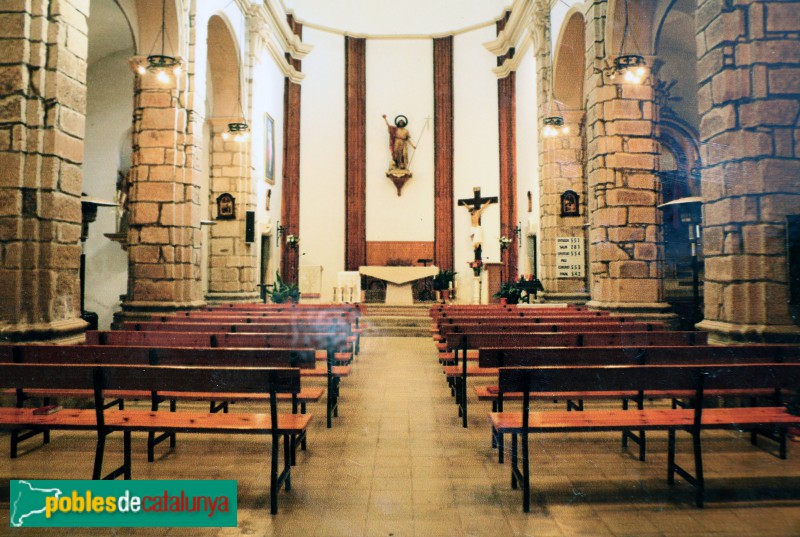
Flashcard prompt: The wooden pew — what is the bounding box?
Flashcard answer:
[87,330,349,428]
[0,362,308,514]
[493,363,800,511]
[443,331,709,428]
[436,322,666,352]
[480,344,800,462]
[2,345,320,461]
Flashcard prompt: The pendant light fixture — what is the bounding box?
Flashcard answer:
[542,65,569,138]
[221,95,250,143]
[135,0,182,83]
[610,0,648,84]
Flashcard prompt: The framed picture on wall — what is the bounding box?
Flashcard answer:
[265,113,275,183]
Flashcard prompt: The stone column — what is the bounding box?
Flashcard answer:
[121,58,203,315]
[583,3,673,321]
[539,109,590,303]
[694,0,800,342]
[0,0,89,343]
[206,119,257,302]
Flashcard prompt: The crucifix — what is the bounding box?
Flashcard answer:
[458,187,498,266]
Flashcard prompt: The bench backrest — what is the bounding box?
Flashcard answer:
[499,363,800,395]
[1,363,300,408]
[438,322,666,337]
[480,344,800,368]
[448,331,706,352]
[436,315,624,325]
[125,321,350,334]
[4,344,317,369]
[87,330,349,353]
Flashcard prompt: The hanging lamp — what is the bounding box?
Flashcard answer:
[135,0,182,83]
[610,0,648,84]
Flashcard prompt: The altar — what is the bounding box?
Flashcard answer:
[358,265,439,305]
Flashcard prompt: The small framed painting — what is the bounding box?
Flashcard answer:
[265,113,275,183]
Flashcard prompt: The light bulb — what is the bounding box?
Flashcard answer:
[561,126,570,135]
[173,66,182,77]
[543,125,557,138]
[222,132,230,141]
[156,69,170,84]
[137,65,147,75]
[636,66,646,77]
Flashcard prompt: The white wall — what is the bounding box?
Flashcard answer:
[298,28,345,301]
[515,47,539,277]
[365,39,435,242]
[83,50,135,329]
[251,37,287,290]
[453,25,501,300]
[283,0,509,35]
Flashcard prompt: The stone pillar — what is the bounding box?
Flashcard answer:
[583,3,673,320]
[206,119,257,302]
[121,58,203,315]
[0,0,89,343]
[694,0,800,342]
[539,110,590,303]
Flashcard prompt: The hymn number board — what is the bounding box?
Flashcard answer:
[556,237,584,278]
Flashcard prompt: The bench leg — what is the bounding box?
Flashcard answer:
[93,433,106,480]
[692,430,705,508]
[283,434,292,491]
[510,433,518,489]
[123,430,132,480]
[521,432,530,513]
[667,429,676,485]
[270,433,279,515]
[461,376,468,428]
[497,429,505,464]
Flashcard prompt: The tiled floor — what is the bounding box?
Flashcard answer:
[2,336,799,536]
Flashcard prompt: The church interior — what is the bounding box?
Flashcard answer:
[1,0,799,535]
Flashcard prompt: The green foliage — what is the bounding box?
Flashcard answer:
[493,280,523,304]
[432,269,457,291]
[266,272,300,303]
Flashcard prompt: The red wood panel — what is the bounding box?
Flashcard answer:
[365,241,434,266]
[345,37,367,271]
[497,14,517,281]
[281,18,302,284]
[433,36,454,271]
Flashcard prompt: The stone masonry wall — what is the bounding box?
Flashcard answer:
[0,0,89,342]
[123,60,203,311]
[583,1,671,316]
[695,0,800,341]
[207,122,257,298]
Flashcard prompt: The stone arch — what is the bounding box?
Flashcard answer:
[204,12,255,301]
[552,8,586,110]
[206,13,243,119]
[83,0,139,329]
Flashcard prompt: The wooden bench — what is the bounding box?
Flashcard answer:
[435,322,666,353]
[443,331,708,428]
[87,330,350,428]
[0,362,308,514]
[492,363,800,511]
[479,344,800,462]
[1,344,321,461]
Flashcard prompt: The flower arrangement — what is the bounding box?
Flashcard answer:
[499,235,513,251]
[265,272,300,303]
[286,234,299,249]
[468,259,483,276]
[432,269,457,291]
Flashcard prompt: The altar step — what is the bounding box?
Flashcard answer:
[361,305,432,337]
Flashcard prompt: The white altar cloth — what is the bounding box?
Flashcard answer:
[358,266,439,305]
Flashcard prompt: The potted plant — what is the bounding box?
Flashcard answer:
[265,272,300,303]
[493,280,523,305]
[432,269,456,303]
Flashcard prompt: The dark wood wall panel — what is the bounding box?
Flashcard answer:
[366,242,434,267]
[433,36,454,271]
[497,14,517,280]
[345,37,367,271]
[281,18,302,284]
